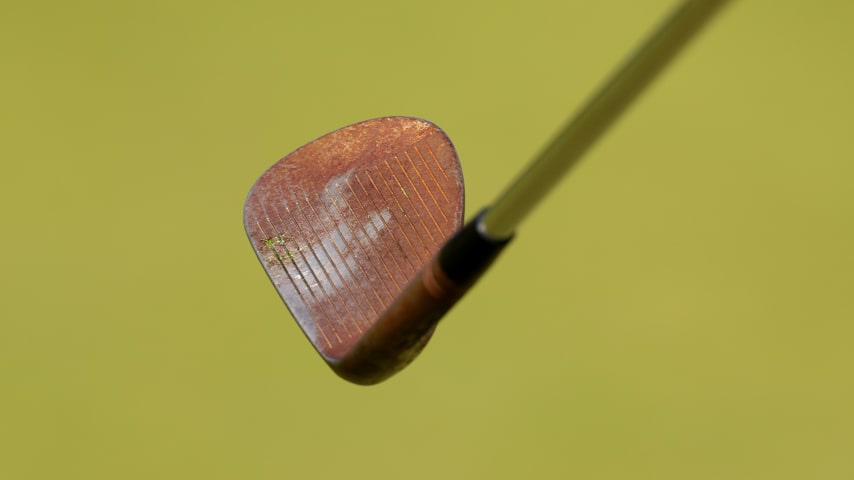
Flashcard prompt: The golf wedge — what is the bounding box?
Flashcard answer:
[244,0,730,384]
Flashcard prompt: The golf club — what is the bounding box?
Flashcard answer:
[244,0,730,385]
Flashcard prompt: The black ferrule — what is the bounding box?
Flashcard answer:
[438,209,513,285]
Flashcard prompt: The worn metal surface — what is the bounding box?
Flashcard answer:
[244,117,464,360]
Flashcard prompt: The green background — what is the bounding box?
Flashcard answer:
[3,0,853,478]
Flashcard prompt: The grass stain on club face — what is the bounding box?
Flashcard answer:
[262,235,306,267]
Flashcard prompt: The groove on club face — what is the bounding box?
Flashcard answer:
[244,117,464,364]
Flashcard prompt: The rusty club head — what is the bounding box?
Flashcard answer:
[244,0,728,385]
[243,117,505,385]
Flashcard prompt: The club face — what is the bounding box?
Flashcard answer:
[244,117,464,363]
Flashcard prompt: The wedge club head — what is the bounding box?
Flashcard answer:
[244,117,478,384]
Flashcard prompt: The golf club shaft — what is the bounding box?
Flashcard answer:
[480,0,731,240]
